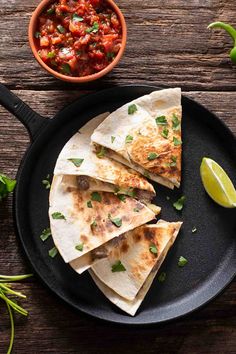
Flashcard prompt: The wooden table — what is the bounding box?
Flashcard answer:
[0,0,236,352]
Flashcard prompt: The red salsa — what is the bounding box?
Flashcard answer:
[35,0,122,77]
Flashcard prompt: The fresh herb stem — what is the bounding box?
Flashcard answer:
[6,300,14,354]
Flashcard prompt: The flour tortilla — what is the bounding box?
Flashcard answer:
[54,112,155,197]
[91,89,182,189]
[89,220,182,316]
[49,175,156,263]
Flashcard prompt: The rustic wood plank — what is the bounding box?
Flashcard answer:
[0,1,236,90]
[0,281,235,354]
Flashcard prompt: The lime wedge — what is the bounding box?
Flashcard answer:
[200,157,236,208]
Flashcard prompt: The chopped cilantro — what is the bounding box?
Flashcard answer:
[133,208,140,212]
[47,7,55,15]
[57,25,66,34]
[167,156,177,167]
[34,31,41,39]
[173,196,186,211]
[48,247,58,258]
[87,200,93,208]
[161,127,169,139]
[72,14,83,22]
[143,171,150,179]
[51,212,66,220]
[86,22,99,33]
[107,52,115,59]
[173,137,182,146]
[96,146,106,158]
[178,256,188,267]
[0,174,16,201]
[47,51,56,58]
[91,220,97,228]
[111,136,116,143]
[117,194,126,202]
[155,116,167,125]
[149,243,158,255]
[108,214,122,227]
[128,104,137,115]
[40,228,51,242]
[42,174,51,190]
[67,158,84,167]
[148,152,159,161]
[172,114,180,131]
[158,272,166,283]
[75,244,84,252]
[126,187,136,198]
[125,135,133,144]
[111,260,126,272]
[61,63,71,75]
[91,191,102,202]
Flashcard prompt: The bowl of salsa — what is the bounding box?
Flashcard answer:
[29,0,127,83]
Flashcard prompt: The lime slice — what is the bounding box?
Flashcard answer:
[200,157,236,208]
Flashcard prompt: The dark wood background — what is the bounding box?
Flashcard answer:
[0,0,235,353]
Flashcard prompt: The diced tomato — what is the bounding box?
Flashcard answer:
[40,36,50,47]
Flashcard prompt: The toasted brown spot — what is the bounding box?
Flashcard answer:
[80,235,88,243]
[144,229,156,241]
[121,241,129,254]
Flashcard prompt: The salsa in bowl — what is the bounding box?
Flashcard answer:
[29,0,127,82]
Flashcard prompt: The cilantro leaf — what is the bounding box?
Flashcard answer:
[91,220,97,228]
[75,243,84,252]
[51,212,66,220]
[40,228,51,242]
[72,14,83,22]
[86,22,99,33]
[173,196,186,211]
[173,137,182,146]
[108,214,122,227]
[111,260,126,272]
[91,192,102,202]
[133,208,140,212]
[48,247,58,258]
[87,200,93,208]
[57,25,66,33]
[67,158,84,167]
[117,194,126,202]
[167,155,177,167]
[61,63,71,75]
[155,116,167,125]
[128,104,137,115]
[149,243,158,255]
[0,174,16,201]
[42,174,51,190]
[158,272,166,283]
[34,31,41,39]
[111,136,116,143]
[148,152,159,161]
[178,256,188,267]
[172,114,180,131]
[161,127,169,139]
[143,171,150,179]
[125,135,133,144]
[96,146,106,158]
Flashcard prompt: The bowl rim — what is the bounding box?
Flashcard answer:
[28,0,127,83]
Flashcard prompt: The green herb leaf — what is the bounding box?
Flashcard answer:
[158,272,166,283]
[155,116,168,125]
[57,25,66,33]
[173,196,186,211]
[51,212,66,220]
[161,127,169,139]
[0,174,16,201]
[86,22,99,33]
[192,226,197,233]
[42,174,51,189]
[111,260,126,272]
[61,63,71,75]
[178,256,188,267]
[34,31,41,39]
[91,191,102,202]
[167,155,177,167]
[149,243,158,255]
[111,136,116,143]
[108,214,122,227]
[125,135,133,144]
[47,51,56,58]
[172,114,180,131]
[148,152,159,161]
[117,194,126,202]
[75,243,84,252]
[40,228,51,242]
[96,146,106,158]
[173,137,182,146]
[133,208,140,212]
[87,200,93,208]
[47,7,55,15]
[107,52,115,59]
[67,158,84,167]
[143,171,150,179]
[49,247,58,258]
[125,187,136,198]
[128,104,137,115]
[72,14,83,22]
[91,220,97,228]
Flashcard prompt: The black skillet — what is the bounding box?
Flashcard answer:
[0,83,236,325]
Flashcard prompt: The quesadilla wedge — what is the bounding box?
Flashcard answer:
[91,88,182,189]
[54,112,155,202]
[89,220,182,316]
[49,175,157,264]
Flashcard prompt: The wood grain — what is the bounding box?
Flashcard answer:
[0,0,236,90]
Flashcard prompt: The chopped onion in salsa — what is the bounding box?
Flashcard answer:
[35,0,122,77]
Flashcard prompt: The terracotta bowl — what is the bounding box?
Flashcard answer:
[28,0,127,83]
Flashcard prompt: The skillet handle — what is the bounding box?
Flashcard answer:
[0,83,48,141]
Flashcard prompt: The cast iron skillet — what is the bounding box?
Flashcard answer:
[0,83,235,325]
